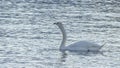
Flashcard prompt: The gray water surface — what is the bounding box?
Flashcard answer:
[0,0,120,68]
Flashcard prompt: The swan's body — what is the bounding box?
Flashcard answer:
[54,22,104,52]
[64,41,101,52]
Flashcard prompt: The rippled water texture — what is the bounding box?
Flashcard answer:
[0,0,120,68]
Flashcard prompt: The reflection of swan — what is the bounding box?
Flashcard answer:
[54,22,105,52]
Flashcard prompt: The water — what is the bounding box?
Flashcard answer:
[0,0,120,68]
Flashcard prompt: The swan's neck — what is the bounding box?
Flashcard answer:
[57,24,67,50]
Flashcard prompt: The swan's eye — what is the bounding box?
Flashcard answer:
[57,22,61,24]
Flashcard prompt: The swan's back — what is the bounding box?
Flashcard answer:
[65,41,100,51]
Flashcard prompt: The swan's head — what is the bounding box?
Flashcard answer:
[54,22,62,26]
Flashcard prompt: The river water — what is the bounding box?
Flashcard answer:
[0,0,120,68]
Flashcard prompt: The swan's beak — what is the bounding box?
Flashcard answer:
[53,23,57,25]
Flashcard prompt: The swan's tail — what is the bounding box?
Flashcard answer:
[99,42,106,50]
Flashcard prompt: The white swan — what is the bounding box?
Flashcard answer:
[54,22,105,52]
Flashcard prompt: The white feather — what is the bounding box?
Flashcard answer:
[54,22,103,52]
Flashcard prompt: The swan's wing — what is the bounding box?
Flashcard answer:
[67,41,100,51]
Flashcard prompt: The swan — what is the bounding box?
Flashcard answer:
[54,22,105,52]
